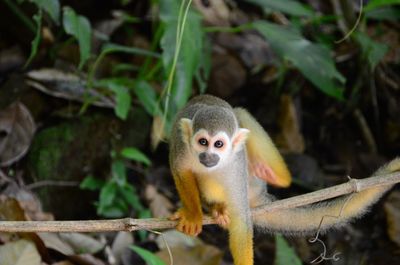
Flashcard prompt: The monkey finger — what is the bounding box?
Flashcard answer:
[223,215,230,226]
[177,222,186,233]
[169,212,182,221]
[193,224,200,236]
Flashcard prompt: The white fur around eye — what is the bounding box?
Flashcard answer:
[192,129,210,152]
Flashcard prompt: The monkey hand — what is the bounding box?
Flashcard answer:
[169,208,203,236]
[211,203,230,229]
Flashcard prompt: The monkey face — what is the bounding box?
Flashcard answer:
[179,118,249,172]
[190,129,231,170]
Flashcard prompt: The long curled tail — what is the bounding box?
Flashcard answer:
[252,158,400,235]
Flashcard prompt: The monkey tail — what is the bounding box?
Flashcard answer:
[252,158,400,235]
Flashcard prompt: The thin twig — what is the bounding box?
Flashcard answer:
[0,172,399,233]
[26,180,80,190]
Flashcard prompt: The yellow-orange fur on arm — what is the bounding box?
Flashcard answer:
[234,108,291,187]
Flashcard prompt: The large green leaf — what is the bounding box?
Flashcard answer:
[275,234,302,265]
[30,0,60,22]
[159,0,204,110]
[62,7,92,69]
[129,246,166,265]
[253,21,345,99]
[245,0,314,17]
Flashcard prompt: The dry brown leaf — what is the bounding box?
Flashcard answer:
[38,233,75,256]
[151,115,166,150]
[276,95,305,153]
[157,245,223,265]
[0,196,27,221]
[193,0,230,26]
[38,233,104,256]
[0,197,50,260]
[2,183,54,221]
[0,239,42,265]
[145,185,174,218]
[26,68,114,108]
[384,191,400,247]
[156,230,223,265]
[111,232,134,265]
[69,254,107,265]
[59,233,104,254]
[0,102,35,166]
[52,261,75,265]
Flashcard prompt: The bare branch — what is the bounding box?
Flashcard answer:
[0,171,399,233]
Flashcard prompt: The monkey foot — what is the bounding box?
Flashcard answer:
[169,208,203,236]
[211,204,230,229]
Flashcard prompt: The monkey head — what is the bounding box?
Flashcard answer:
[179,106,249,171]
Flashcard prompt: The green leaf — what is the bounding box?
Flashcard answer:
[365,0,400,12]
[245,0,314,17]
[196,37,212,94]
[129,246,166,265]
[121,147,151,166]
[30,0,60,22]
[134,81,158,116]
[113,86,131,120]
[366,7,400,20]
[97,78,132,120]
[275,234,302,265]
[62,7,92,69]
[102,43,161,58]
[120,184,143,211]
[139,209,152,219]
[138,209,152,240]
[253,21,345,99]
[97,202,127,218]
[159,0,204,110]
[112,160,127,186]
[88,43,160,87]
[99,182,117,207]
[80,175,105,191]
[354,32,388,70]
[25,9,42,67]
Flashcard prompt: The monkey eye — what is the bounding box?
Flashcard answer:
[214,140,224,148]
[198,138,208,146]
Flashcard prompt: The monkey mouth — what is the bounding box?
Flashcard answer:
[200,160,218,168]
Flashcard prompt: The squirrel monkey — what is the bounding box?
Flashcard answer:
[169,94,399,265]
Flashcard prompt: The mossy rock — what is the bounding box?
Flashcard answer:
[27,113,113,219]
[27,107,151,219]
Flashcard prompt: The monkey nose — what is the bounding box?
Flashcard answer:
[199,152,220,167]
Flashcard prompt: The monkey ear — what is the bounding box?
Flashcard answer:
[232,128,250,152]
[180,118,193,144]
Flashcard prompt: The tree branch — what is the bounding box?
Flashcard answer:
[0,172,399,233]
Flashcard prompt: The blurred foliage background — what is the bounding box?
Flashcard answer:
[0,0,399,264]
